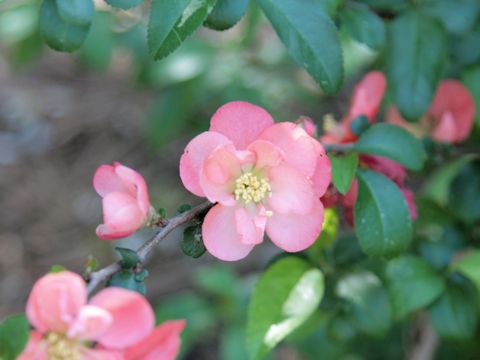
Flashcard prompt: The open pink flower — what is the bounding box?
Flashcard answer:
[180,101,331,261]
[387,80,476,143]
[19,271,155,359]
[322,71,387,144]
[93,162,151,240]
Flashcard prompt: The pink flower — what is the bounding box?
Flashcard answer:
[19,271,154,359]
[179,101,331,261]
[322,71,387,144]
[387,80,476,143]
[93,162,151,240]
[295,116,317,137]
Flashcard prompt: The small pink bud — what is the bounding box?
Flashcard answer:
[295,116,317,137]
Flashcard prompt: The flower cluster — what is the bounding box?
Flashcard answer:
[18,271,184,360]
[179,101,331,261]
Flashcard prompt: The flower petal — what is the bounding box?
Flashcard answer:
[311,149,331,198]
[93,164,134,198]
[267,165,315,215]
[114,163,150,215]
[81,348,123,360]
[210,101,274,149]
[235,206,266,246]
[202,204,255,261]
[360,155,406,186]
[125,320,186,360]
[67,305,113,341]
[26,271,87,334]
[17,331,47,360]
[247,140,284,170]
[90,287,155,349]
[266,198,324,252]
[259,122,320,178]
[179,131,232,197]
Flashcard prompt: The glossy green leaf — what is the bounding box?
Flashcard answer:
[0,314,30,360]
[452,250,480,291]
[56,0,94,25]
[204,0,249,30]
[462,67,480,129]
[354,170,412,258]
[182,225,206,258]
[386,11,448,121]
[340,4,385,50]
[354,123,426,170]
[246,257,324,360]
[385,255,445,319]
[107,270,147,295]
[40,0,90,52]
[115,247,140,269]
[454,27,480,67]
[448,160,480,225]
[349,114,370,136]
[105,0,145,9]
[421,0,479,35]
[359,0,409,11]
[330,152,358,194]
[148,0,217,60]
[255,0,343,94]
[429,285,478,340]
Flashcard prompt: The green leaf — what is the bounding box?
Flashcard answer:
[359,0,409,11]
[448,160,480,225]
[255,0,343,94]
[385,255,445,319]
[105,0,145,9]
[354,170,412,258]
[176,203,192,214]
[40,0,91,52]
[340,4,385,50]
[79,11,114,71]
[452,250,480,291]
[181,225,206,258]
[50,264,66,273]
[354,123,426,170]
[115,247,140,269]
[204,0,249,30]
[421,0,479,35]
[0,314,30,360]
[429,285,478,340]
[349,114,370,136]
[246,257,324,360]
[461,66,480,126]
[148,0,217,60]
[386,11,448,121]
[107,270,147,295]
[56,0,94,25]
[329,152,358,194]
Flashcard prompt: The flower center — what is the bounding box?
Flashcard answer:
[234,172,271,204]
[46,332,81,360]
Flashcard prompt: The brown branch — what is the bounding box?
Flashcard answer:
[86,201,214,295]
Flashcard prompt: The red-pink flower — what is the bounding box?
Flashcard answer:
[179,101,331,261]
[387,80,476,143]
[93,162,151,240]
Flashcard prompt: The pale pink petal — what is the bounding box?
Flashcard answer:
[430,111,457,143]
[386,106,409,128]
[360,155,406,186]
[27,271,87,334]
[202,204,255,261]
[90,288,155,349]
[296,116,317,137]
[247,140,285,170]
[179,131,232,197]
[114,163,150,215]
[81,348,123,360]
[267,166,315,215]
[209,101,274,149]
[235,206,266,245]
[259,122,321,178]
[266,199,324,252]
[311,150,332,198]
[125,320,185,360]
[93,165,134,198]
[67,305,113,341]
[17,331,47,360]
[199,144,247,206]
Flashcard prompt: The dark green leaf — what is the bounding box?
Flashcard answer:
[349,115,370,136]
[0,314,30,360]
[255,0,344,94]
[354,123,426,170]
[182,225,206,258]
[340,4,385,50]
[105,0,145,9]
[358,0,409,11]
[56,0,94,25]
[40,0,90,52]
[246,257,324,360]
[107,270,147,295]
[329,152,358,194]
[452,250,480,291]
[448,160,480,225]
[115,247,140,269]
[204,0,249,30]
[462,67,480,129]
[421,0,479,35]
[176,203,192,214]
[386,11,448,121]
[148,0,217,60]
[354,170,412,258]
[429,285,477,340]
[385,255,445,319]
[453,27,480,67]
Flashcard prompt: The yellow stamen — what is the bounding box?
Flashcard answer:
[46,332,81,360]
[234,172,272,204]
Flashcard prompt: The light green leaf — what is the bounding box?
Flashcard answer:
[354,123,426,170]
[354,170,412,258]
[255,0,344,94]
[452,250,480,291]
[385,255,445,319]
[204,0,249,30]
[386,11,448,121]
[56,0,94,25]
[246,257,324,360]
[148,0,217,60]
[0,314,30,360]
[340,4,385,50]
[105,0,145,9]
[329,152,358,194]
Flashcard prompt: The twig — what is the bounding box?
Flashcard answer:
[323,142,355,152]
[86,201,213,295]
